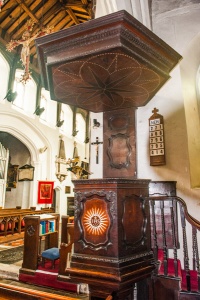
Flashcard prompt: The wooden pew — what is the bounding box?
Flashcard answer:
[59,215,74,276]
[0,207,55,237]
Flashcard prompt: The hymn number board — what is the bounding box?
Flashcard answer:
[149,108,166,166]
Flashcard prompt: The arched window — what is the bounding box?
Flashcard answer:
[0,52,10,101]
[13,69,37,115]
[76,113,86,143]
[40,88,57,126]
[60,104,73,137]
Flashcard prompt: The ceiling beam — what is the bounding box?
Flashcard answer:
[66,7,80,25]
[15,0,39,23]
[81,0,88,4]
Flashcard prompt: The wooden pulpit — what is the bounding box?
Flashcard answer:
[36,9,181,299]
[70,178,153,299]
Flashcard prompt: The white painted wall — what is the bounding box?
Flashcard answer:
[0,100,85,214]
[139,3,200,219]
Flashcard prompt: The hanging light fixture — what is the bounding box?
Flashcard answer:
[55,135,68,182]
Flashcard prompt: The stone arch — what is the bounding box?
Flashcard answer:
[0,110,53,207]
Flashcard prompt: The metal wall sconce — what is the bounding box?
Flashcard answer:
[93,119,100,129]
[4,89,17,103]
[34,106,45,116]
[72,129,79,136]
[56,119,64,127]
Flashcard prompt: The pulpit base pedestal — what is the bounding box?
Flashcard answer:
[68,178,155,300]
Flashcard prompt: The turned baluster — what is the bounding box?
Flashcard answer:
[192,226,197,271]
[150,200,158,274]
[170,200,178,277]
[160,201,168,275]
[180,204,190,291]
[192,226,200,292]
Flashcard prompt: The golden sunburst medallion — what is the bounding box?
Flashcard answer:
[83,207,109,235]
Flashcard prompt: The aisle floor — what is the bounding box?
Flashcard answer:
[0,233,89,299]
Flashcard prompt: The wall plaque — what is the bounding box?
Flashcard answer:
[149,108,166,166]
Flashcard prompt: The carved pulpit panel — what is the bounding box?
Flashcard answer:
[78,192,112,250]
[122,195,147,250]
[103,107,136,178]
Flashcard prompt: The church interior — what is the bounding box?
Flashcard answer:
[0,0,200,299]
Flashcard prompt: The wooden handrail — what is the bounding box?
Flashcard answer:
[145,195,200,230]
[174,196,200,229]
[0,282,80,300]
[146,194,200,295]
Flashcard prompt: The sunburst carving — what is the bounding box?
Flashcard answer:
[83,207,109,235]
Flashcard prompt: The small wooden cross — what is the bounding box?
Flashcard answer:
[91,137,103,164]
[152,107,159,115]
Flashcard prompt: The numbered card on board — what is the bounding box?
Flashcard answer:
[149,108,166,166]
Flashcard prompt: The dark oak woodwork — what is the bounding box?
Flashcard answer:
[149,181,177,196]
[35,10,182,113]
[67,197,75,217]
[20,214,59,275]
[180,292,200,300]
[149,276,180,300]
[67,178,154,299]
[149,181,179,250]
[59,215,75,276]
[146,193,200,300]
[0,207,54,237]
[103,107,136,178]
[0,281,80,300]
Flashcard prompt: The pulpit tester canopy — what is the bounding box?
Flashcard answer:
[35,10,182,113]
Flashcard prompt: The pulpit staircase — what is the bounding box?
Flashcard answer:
[143,192,200,300]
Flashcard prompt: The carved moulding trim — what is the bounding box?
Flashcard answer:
[45,27,120,65]
[73,178,150,185]
[74,189,116,251]
[120,28,171,68]
[107,133,132,169]
[27,225,36,237]
[72,250,153,264]
[122,195,147,250]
